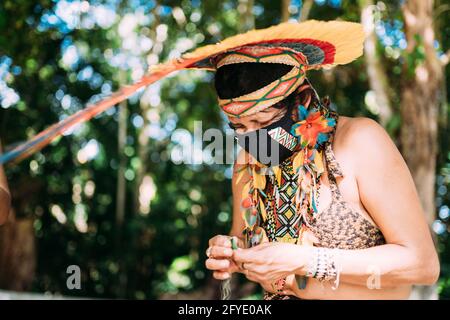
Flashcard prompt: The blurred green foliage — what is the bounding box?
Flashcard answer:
[0,0,449,299]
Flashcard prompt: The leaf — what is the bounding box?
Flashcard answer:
[245,208,257,228]
[293,150,305,173]
[235,164,248,185]
[314,150,324,175]
[272,165,282,186]
[252,166,266,190]
[242,209,251,229]
[259,197,267,222]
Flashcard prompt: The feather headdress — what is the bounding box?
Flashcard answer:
[0,20,364,164]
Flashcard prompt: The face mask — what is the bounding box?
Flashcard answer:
[235,107,298,167]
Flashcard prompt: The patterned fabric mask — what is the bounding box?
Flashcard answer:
[235,105,298,167]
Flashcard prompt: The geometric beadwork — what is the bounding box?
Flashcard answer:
[268,127,298,151]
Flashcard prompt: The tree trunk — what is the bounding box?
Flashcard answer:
[115,70,128,297]
[238,0,255,32]
[400,0,443,300]
[134,5,160,216]
[360,0,393,126]
[116,100,127,231]
[299,0,314,22]
[434,0,449,128]
[281,0,290,22]
[0,209,36,291]
[116,71,128,231]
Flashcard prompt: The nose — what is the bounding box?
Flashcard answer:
[236,123,260,134]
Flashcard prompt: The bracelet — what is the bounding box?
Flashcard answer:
[305,247,318,277]
[310,247,341,290]
[314,248,327,281]
[329,249,342,290]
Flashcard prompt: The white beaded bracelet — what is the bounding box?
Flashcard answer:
[308,247,341,290]
[305,247,318,277]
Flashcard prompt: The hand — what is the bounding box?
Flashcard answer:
[205,235,245,280]
[233,242,307,293]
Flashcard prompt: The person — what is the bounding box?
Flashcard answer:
[197,22,440,299]
[0,139,11,225]
[0,19,439,299]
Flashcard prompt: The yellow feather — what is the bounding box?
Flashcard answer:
[259,197,267,222]
[314,150,324,174]
[293,150,305,173]
[241,210,250,229]
[252,166,266,190]
[272,165,282,186]
[149,20,365,73]
[235,165,248,185]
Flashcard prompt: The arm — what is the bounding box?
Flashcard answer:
[205,149,250,280]
[229,149,251,240]
[318,117,439,287]
[0,140,11,224]
[234,117,440,289]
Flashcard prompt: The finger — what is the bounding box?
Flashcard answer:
[235,261,245,274]
[213,271,231,280]
[227,260,241,274]
[233,248,255,263]
[232,236,246,249]
[235,263,247,275]
[281,289,294,296]
[205,258,230,271]
[236,262,261,273]
[209,235,232,247]
[207,246,233,258]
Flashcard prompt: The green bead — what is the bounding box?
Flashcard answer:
[296,275,307,290]
[230,237,238,250]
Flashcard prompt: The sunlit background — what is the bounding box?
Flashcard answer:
[0,0,449,299]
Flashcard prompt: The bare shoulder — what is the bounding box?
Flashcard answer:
[335,116,388,142]
[334,116,403,169]
[335,116,395,152]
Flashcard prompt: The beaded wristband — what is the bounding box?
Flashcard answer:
[305,247,319,277]
[328,249,342,290]
[311,247,341,290]
[315,248,328,281]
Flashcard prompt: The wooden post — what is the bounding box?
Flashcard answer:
[401,0,443,300]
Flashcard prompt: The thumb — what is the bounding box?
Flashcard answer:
[232,247,253,263]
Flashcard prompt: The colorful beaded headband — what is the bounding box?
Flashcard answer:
[215,47,308,118]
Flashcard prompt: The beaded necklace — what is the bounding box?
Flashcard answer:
[236,82,339,250]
